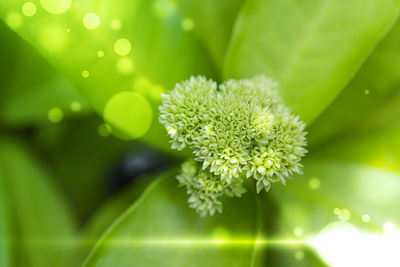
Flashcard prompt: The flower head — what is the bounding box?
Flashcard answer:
[160,75,307,216]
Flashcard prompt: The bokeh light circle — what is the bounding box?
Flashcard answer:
[103,91,152,140]
[181,18,194,31]
[70,101,81,112]
[48,107,63,123]
[82,70,90,78]
[40,0,72,15]
[22,2,37,17]
[114,38,132,56]
[111,19,122,31]
[83,13,100,30]
[116,58,134,74]
[97,50,105,58]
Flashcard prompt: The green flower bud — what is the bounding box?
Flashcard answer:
[160,75,307,216]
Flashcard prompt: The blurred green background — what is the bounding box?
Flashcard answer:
[1,0,400,266]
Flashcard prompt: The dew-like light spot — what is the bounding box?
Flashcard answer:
[22,2,37,17]
[6,12,23,29]
[295,250,304,260]
[364,89,370,95]
[308,177,320,190]
[97,50,104,58]
[383,222,395,234]
[362,214,371,223]
[40,0,72,15]
[333,208,341,216]
[82,70,90,78]
[98,123,112,137]
[70,101,81,112]
[48,107,63,123]
[116,57,134,74]
[293,227,303,237]
[66,28,71,33]
[114,38,132,56]
[40,24,67,53]
[181,18,194,31]
[83,13,100,30]
[111,19,122,31]
[103,91,152,140]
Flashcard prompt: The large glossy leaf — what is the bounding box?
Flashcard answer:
[0,138,77,267]
[77,173,157,264]
[269,160,400,265]
[308,19,400,146]
[0,163,11,267]
[83,173,264,267]
[309,118,400,173]
[0,0,215,150]
[33,116,138,221]
[175,0,245,73]
[0,21,90,127]
[224,0,400,123]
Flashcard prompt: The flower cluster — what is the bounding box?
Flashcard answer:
[159,76,307,216]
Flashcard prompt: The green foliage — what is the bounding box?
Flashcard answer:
[0,166,11,267]
[78,173,157,264]
[224,0,400,123]
[33,116,138,221]
[83,173,264,267]
[268,161,400,266]
[0,0,215,150]
[271,161,400,236]
[1,0,400,266]
[175,0,245,72]
[0,21,90,127]
[308,19,400,146]
[160,76,306,215]
[0,139,76,267]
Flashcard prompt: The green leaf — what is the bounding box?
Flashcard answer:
[0,0,215,150]
[224,0,400,123]
[83,173,264,267]
[0,138,77,267]
[308,19,400,146]
[0,165,11,267]
[0,21,90,127]
[269,160,400,265]
[175,0,245,73]
[78,174,156,264]
[33,116,138,221]
[309,119,400,173]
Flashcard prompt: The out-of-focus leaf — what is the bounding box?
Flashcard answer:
[33,116,137,221]
[308,20,400,146]
[78,173,157,264]
[175,0,245,73]
[224,0,400,124]
[269,160,400,266]
[0,138,77,267]
[0,0,215,150]
[0,164,11,267]
[0,21,90,127]
[309,118,400,173]
[83,173,263,267]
